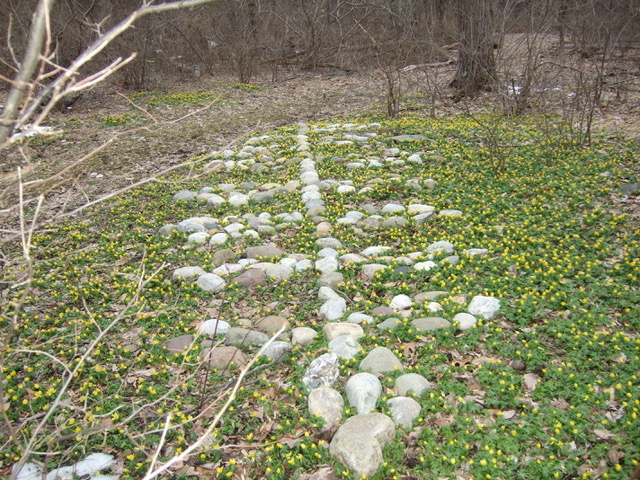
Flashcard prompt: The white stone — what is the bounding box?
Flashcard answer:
[303,353,340,388]
[390,294,412,310]
[213,263,243,275]
[209,233,229,245]
[414,261,437,271]
[453,312,478,330]
[172,266,206,280]
[320,297,347,321]
[348,312,374,324]
[468,295,501,319]
[309,387,344,431]
[199,319,231,336]
[294,259,314,271]
[318,247,340,258]
[427,302,443,312]
[197,273,226,292]
[361,246,391,257]
[316,256,339,273]
[291,327,317,345]
[381,203,405,213]
[228,193,249,206]
[395,373,433,396]
[323,322,364,341]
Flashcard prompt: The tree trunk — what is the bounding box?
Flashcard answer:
[450,0,497,96]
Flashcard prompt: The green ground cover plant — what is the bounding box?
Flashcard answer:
[1,114,638,480]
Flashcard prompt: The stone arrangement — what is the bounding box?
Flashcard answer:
[158,123,501,477]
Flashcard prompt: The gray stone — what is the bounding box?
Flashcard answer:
[172,266,206,281]
[381,216,408,229]
[387,396,421,428]
[308,387,344,431]
[172,190,197,201]
[261,341,293,361]
[320,297,347,321]
[346,373,382,414]
[265,264,294,281]
[197,273,226,292]
[371,306,394,317]
[438,209,463,217]
[414,291,448,303]
[359,217,381,229]
[254,315,290,334]
[412,317,451,331]
[390,134,429,142]
[361,264,387,281]
[381,203,405,213]
[465,248,489,256]
[224,328,270,346]
[211,249,237,266]
[253,190,279,203]
[329,413,395,478]
[318,286,340,301]
[292,327,318,345]
[328,335,361,360]
[442,255,460,265]
[426,240,455,254]
[316,237,343,249]
[200,346,246,369]
[318,272,344,288]
[377,317,403,331]
[158,224,178,237]
[468,295,501,319]
[303,353,340,389]
[246,245,284,260]
[414,212,436,225]
[163,335,194,354]
[453,312,478,330]
[188,232,209,244]
[177,220,205,234]
[395,373,433,396]
[316,256,339,273]
[233,268,267,288]
[360,346,404,374]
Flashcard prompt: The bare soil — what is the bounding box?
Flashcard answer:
[1,36,639,239]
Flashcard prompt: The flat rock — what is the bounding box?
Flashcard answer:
[224,328,270,346]
[316,256,340,273]
[200,346,246,369]
[233,268,267,288]
[197,273,226,292]
[346,372,382,414]
[303,353,340,389]
[316,237,343,249]
[439,209,463,217]
[377,317,402,331]
[395,373,433,396]
[308,387,344,431]
[387,396,421,428]
[412,317,451,331]
[414,261,437,271]
[172,266,206,281]
[172,190,197,201]
[246,245,284,260]
[209,232,228,245]
[163,335,194,354]
[381,216,408,229]
[414,291,448,302]
[323,323,364,341]
[360,346,404,374]
[329,413,395,478]
[371,306,394,317]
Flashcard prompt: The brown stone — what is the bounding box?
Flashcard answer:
[253,315,290,333]
[234,268,267,288]
[200,346,247,369]
[162,335,194,354]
